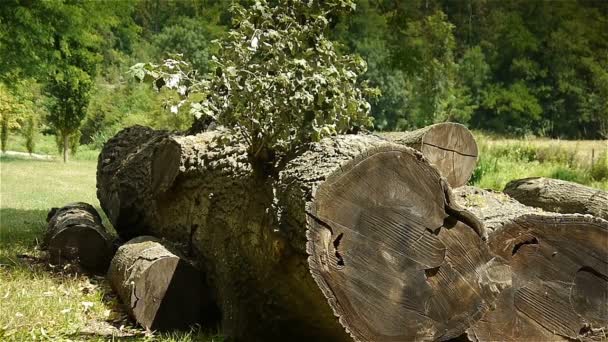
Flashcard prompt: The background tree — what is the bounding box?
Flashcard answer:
[0,84,24,152]
[1,0,607,143]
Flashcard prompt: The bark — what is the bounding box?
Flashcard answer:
[454,187,608,341]
[380,123,478,188]
[43,202,113,273]
[107,236,210,331]
[504,177,608,220]
[97,126,505,341]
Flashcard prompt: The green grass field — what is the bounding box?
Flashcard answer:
[0,134,606,340]
[0,156,221,341]
[472,133,608,190]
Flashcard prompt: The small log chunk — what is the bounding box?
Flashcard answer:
[504,177,608,219]
[98,126,508,341]
[44,202,113,272]
[455,187,608,341]
[107,236,207,332]
[380,123,478,187]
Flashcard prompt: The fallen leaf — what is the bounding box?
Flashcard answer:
[81,301,94,312]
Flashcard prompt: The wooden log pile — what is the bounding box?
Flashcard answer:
[84,123,607,340]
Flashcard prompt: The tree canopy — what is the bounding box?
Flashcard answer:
[0,0,606,156]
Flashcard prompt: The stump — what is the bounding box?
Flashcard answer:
[107,236,207,331]
[97,126,506,341]
[455,187,608,341]
[44,202,113,273]
[380,123,478,187]
[504,177,608,220]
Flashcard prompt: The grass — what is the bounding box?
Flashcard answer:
[2,133,100,161]
[0,155,221,341]
[470,132,608,190]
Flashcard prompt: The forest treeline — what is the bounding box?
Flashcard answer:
[1,0,607,157]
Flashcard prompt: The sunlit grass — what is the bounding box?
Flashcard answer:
[0,156,221,341]
[2,133,100,161]
[470,132,608,190]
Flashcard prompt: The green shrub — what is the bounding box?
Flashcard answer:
[590,153,608,181]
[549,167,587,183]
[23,115,37,154]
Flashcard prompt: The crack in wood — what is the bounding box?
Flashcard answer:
[423,142,478,157]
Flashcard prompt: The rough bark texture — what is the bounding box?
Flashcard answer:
[97,126,506,341]
[43,202,113,273]
[455,187,608,341]
[107,236,206,331]
[504,177,608,220]
[97,125,181,239]
[380,123,478,187]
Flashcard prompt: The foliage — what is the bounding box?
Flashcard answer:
[133,0,376,170]
[1,0,607,144]
[0,81,44,153]
[0,84,21,152]
[23,115,36,154]
[591,153,608,182]
[46,66,94,161]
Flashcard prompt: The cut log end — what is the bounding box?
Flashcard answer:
[44,203,113,273]
[381,123,478,188]
[48,225,113,272]
[420,123,478,187]
[459,202,608,341]
[306,146,501,341]
[107,236,208,331]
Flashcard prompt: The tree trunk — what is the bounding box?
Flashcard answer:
[454,187,608,341]
[504,177,608,220]
[97,125,505,341]
[63,132,68,163]
[379,123,478,188]
[43,202,114,273]
[107,236,210,331]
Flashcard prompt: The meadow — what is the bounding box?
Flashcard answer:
[0,133,606,340]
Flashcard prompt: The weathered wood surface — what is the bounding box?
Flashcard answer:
[97,126,506,341]
[504,177,608,220]
[107,236,207,331]
[455,187,608,341]
[43,202,113,273]
[380,123,478,187]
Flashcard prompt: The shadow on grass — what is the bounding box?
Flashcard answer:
[0,208,47,265]
[0,154,56,163]
[0,208,219,341]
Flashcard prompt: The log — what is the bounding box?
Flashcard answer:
[107,236,208,331]
[96,125,181,239]
[454,187,608,341]
[380,123,478,187]
[43,202,113,273]
[97,126,507,341]
[504,177,608,220]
